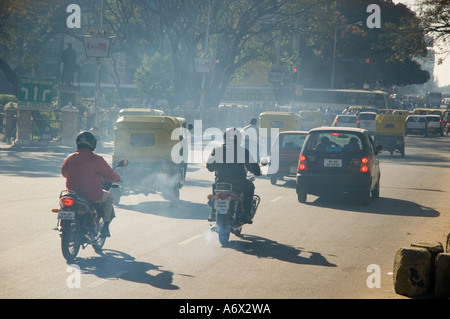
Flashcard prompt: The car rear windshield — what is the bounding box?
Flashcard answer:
[426,117,440,122]
[278,133,306,150]
[337,116,357,123]
[358,113,376,120]
[407,116,425,122]
[303,131,364,153]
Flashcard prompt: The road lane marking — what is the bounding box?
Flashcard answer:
[87,270,128,288]
[179,234,202,245]
[271,196,283,202]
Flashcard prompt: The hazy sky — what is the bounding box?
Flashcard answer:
[393,0,450,87]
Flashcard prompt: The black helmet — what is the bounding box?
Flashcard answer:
[76,131,97,151]
[223,127,242,145]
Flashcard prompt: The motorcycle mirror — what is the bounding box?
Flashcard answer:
[260,158,269,166]
[116,159,129,168]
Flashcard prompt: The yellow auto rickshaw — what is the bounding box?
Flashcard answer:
[298,110,323,131]
[112,114,189,204]
[118,107,165,117]
[374,113,406,157]
[413,108,429,115]
[259,111,302,153]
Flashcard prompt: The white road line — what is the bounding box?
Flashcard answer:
[87,270,128,288]
[271,196,283,202]
[179,234,202,245]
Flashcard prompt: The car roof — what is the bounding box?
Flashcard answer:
[336,114,357,117]
[278,130,309,134]
[425,114,440,117]
[308,127,367,134]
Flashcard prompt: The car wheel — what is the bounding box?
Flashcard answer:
[371,180,380,199]
[359,190,370,205]
[297,189,307,203]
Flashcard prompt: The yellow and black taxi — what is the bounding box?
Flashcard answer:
[296,127,382,205]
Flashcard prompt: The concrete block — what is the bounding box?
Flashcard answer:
[434,253,450,299]
[393,247,431,297]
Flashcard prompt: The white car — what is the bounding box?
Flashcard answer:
[358,112,377,134]
[332,114,359,128]
[425,114,444,136]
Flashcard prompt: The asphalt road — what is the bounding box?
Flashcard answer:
[0,134,449,301]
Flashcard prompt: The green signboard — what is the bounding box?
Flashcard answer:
[18,77,54,109]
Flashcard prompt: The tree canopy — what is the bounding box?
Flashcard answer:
[0,0,431,107]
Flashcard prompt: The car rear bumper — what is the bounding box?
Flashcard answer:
[296,173,371,195]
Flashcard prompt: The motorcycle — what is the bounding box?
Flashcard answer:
[52,159,128,262]
[208,175,261,246]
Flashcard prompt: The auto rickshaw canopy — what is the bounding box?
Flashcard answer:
[113,115,187,161]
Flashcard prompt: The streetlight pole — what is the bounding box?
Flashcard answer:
[199,0,211,121]
[93,0,103,134]
[331,21,362,89]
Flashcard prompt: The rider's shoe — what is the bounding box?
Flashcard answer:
[208,213,216,222]
[100,222,111,238]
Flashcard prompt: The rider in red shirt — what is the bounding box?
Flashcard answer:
[61,131,120,237]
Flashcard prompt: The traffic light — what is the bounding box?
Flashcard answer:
[358,58,378,64]
[292,67,299,83]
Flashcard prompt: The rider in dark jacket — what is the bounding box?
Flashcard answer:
[206,128,261,223]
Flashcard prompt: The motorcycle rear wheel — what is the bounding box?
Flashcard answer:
[61,226,81,262]
[92,217,106,253]
[217,214,230,246]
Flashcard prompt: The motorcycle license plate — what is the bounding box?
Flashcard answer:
[57,211,75,220]
[214,199,229,214]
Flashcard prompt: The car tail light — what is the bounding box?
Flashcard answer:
[298,154,307,171]
[359,157,369,173]
[60,197,74,206]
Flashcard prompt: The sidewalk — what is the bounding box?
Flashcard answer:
[0,138,113,153]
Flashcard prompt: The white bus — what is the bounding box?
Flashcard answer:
[222,87,389,112]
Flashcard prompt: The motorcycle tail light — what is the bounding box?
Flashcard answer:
[217,192,227,200]
[61,197,74,206]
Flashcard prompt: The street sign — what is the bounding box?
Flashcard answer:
[82,36,117,58]
[18,77,54,109]
[194,58,212,73]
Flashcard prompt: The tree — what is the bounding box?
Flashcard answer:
[322,0,429,89]
[419,0,450,64]
[134,53,174,105]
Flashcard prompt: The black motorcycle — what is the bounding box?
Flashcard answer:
[208,176,260,246]
[52,159,128,262]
